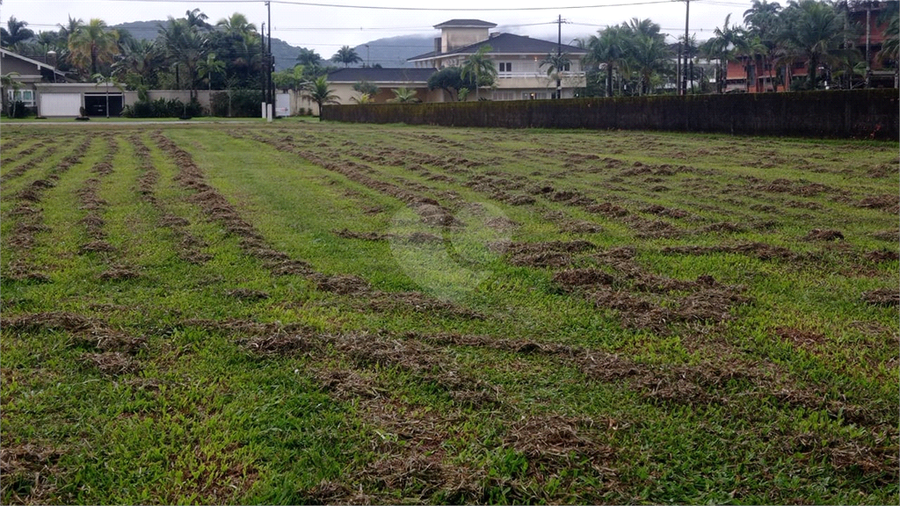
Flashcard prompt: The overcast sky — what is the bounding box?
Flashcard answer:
[1,0,755,58]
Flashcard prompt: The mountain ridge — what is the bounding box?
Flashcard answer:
[112,20,435,71]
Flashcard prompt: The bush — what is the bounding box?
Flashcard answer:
[6,100,28,118]
[122,97,203,118]
[209,89,263,117]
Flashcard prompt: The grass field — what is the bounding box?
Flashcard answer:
[1,121,897,504]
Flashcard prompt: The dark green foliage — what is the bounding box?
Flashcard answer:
[121,97,203,118]
[427,66,476,101]
[6,100,28,118]
[322,89,899,139]
[209,89,262,117]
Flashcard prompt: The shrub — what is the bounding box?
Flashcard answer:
[209,89,263,117]
[122,97,203,118]
[6,100,27,118]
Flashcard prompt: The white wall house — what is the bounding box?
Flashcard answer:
[408,19,588,100]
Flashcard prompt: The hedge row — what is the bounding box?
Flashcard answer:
[321,89,898,140]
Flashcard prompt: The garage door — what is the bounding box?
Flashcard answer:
[40,93,81,117]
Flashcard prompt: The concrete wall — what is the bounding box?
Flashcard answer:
[321,89,899,140]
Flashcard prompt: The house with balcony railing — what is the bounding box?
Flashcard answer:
[408,19,588,100]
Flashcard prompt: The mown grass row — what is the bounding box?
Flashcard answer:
[1,122,897,504]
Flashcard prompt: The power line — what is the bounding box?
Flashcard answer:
[29,0,679,10]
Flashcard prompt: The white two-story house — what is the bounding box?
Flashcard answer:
[408,19,588,100]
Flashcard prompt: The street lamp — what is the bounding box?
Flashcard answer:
[47,50,57,83]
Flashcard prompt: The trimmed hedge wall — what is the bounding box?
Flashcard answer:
[321,89,898,140]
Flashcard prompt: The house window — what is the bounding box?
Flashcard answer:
[498,62,512,73]
[493,91,516,101]
[523,92,548,100]
[7,89,34,106]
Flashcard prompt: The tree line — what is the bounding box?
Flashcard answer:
[1,0,896,106]
[0,10,380,100]
[580,0,898,96]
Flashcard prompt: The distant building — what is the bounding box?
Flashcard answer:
[408,19,588,100]
[325,67,440,106]
[1,48,68,112]
[723,2,897,92]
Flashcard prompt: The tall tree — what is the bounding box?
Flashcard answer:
[112,38,163,88]
[67,18,119,77]
[427,66,476,101]
[703,14,744,93]
[621,19,670,95]
[198,52,225,91]
[216,13,254,38]
[744,0,784,90]
[778,0,853,89]
[461,45,497,100]
[296,47,323,67]
[185,9,211,31]
[1,16,34,47]
[628,32,672,95]
[582,25,629,97]
[331,45,362,67]
[159,16,208,97]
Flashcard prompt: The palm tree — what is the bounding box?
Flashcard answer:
[704,14,744,93]
[733,31,767,92]
[461,45,497,101]
[216,13,254,38]
[778,0,853,89]
[58,15,83,42]
[351,93,374,104]
[1,71,21,117]
[1,16,34,47]
[303,75,339,116]
[744,0,783,91]
[388,87,420,103]
[67,18,119,78]
[541,52,572,99]
[92,73,123,118]
[583,25,629,97]
[185,9,211,31]
[159,17,208,98]
[331,45,362,67]
[619,18,669,95]
[877,10,898,62]
[112,38,163,88]
[197,52,225,91]
[296,47,323,67]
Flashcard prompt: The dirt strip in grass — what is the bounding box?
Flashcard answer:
[4,136,93,282]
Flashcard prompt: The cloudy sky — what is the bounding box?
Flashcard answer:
[1,0,754,56]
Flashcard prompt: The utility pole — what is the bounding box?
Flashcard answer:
[260,22,266,119]
[683,0,690,95]
[865,3,872,88]
[676,40,681,95]
[554,14,566,99]
[267,1,274,121]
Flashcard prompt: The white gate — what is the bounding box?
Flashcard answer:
[275,93,290,117]
[40,93,82,117]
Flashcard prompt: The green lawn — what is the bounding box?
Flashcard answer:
[1,121,897,504]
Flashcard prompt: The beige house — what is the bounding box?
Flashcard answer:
[325,67,440,108]
[1,48,67,112]
[408,19,588,100]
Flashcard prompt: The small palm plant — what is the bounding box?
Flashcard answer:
[303,76,340,117]
[388,87,420,103]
